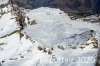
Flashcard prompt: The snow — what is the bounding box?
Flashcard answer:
[0,13,20,37]
[24,7,100,48]
[0,33,20,61]
[0,7,100,66]
[0,0,8,5]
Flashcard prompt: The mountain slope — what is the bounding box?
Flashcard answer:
[15,0,100,14]
[0,1,100,66]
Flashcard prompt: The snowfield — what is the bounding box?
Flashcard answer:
[0,13,20,38]
[0,0,8,5]
[0,6,100,66]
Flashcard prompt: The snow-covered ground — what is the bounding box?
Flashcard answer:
[0,6,100,66]
[0,13,20,38]
[0,0,8,5]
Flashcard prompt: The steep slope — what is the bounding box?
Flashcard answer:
[0,12,20,38]
[15,0,100,14]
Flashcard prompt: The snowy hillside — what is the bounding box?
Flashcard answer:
[0,0,8,5]
[0,1,100,66]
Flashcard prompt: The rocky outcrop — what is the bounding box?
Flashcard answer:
[14,0,100,14]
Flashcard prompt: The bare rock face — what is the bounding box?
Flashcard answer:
[14,0,100,14]
[0,63,2,66]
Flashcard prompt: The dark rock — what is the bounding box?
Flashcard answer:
[14,0,100,14]
[1,60,5,63]
[21,56,24,58]
[0,63,2,66]
[9,58,18,60]
[48,50,52,55]
[38,46,43,51]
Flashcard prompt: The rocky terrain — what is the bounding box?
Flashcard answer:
[14,0,100,14]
